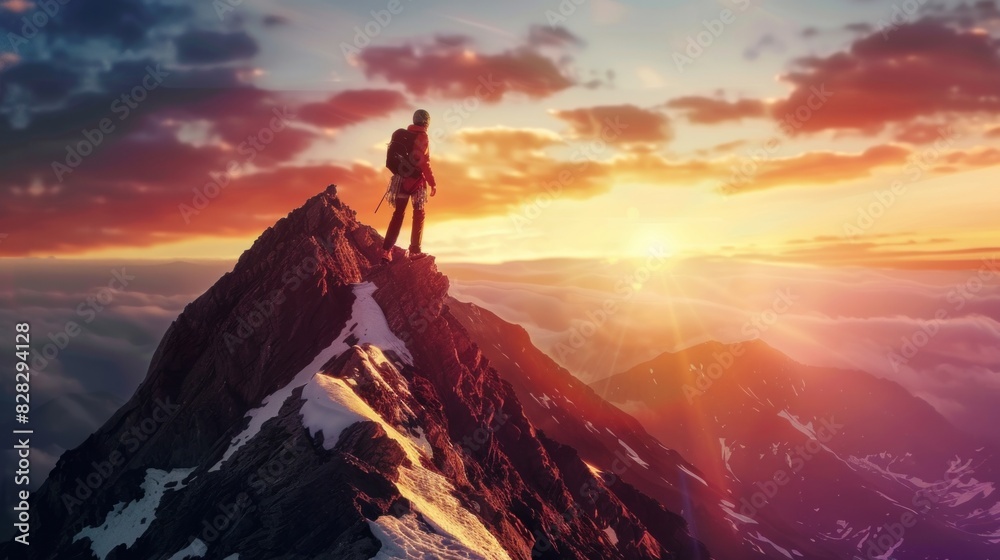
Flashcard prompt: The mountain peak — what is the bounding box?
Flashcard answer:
[229,183,377,285]
[17,186,710,560]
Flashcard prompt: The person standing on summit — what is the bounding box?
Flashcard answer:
[381,109,437,262]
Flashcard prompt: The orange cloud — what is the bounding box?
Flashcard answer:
[297,89,408,128]
[551,104,672,143]
[893,122,954,144]
[454,126,562,155]
[773,21,1000,133]
[6,106,994,257]
[695,139,749,157]
[0,86,408,257]
[0,161,382,257]
[724,145,910,193]
[932,147,1000,173]
[357,35,577,103]
[665,96,767,124]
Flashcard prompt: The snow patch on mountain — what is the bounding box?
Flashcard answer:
[720,438,739,481]
[303,369,510,560]
[211,281,412,472]
[618,439,650,468]
[300,375,370,449]
[166,538,208,559]
[678,464,708,486]
[850,453,997,512]
[409,426,434,458]
[776,409,819,441]
[777,409,858,472]
[530,393,552,409]
[748,531,794,559]
[369,513,489,559]
[74,467,195,560]
[720,499,757,526]
[349,282,414,365]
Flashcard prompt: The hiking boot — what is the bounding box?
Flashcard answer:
[409,250,427,260]
[380,248,393,263]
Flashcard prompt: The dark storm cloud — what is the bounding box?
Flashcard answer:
[174,30,259,64]
[1,0,192,51]
[0,59,79,101]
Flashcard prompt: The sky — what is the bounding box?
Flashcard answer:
[2,0,999,265]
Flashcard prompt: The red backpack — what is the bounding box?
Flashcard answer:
[385,128,422,179]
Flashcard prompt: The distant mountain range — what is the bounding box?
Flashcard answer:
[590,340,1000,559]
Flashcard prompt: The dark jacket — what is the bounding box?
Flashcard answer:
[404,123,436,189]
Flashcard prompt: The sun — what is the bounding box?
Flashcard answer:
[625,223,677,261]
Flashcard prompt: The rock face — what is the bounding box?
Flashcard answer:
[446,298,837,560]
[6,186,711,560]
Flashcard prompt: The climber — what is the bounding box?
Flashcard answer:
[380,108,437,262]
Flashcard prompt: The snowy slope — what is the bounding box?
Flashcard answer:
[210,281,413,472]
[212,280,509,560]
[73,468,195,560]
